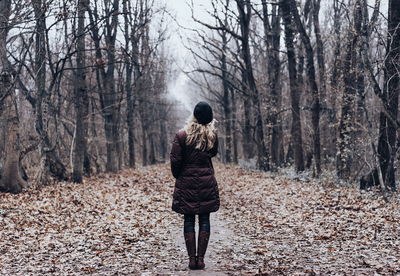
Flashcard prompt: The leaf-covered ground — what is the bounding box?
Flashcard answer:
[0,163,399,275]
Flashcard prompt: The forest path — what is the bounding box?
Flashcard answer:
[0,163,399,275]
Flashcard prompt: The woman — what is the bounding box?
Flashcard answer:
[170,101,220,270]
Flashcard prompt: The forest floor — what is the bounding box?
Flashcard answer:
[0,163,399,275]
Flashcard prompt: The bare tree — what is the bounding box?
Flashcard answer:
[0,0,27,193]
[87,0,122,173]
[32,0,68,185]
[72,0,90,183]
[288,0,321,175]
[362,0,400,190]
[262,0,283,169]
[122,0,139,168]
[336,0,362,180]
[281,0,304,172]
[221,2,233,163]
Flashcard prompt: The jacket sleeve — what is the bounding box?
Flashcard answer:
[209,135,219,158]
[170,132,184,178]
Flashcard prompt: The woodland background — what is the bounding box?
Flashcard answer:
[1,0,400,274]
[0,0,399,195]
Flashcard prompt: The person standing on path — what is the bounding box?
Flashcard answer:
[170,101,220,270]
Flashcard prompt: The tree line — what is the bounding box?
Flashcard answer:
[186,0,399,192]
[0,0,174,193]
[0,0,399,194]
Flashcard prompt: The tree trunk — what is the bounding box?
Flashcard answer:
[141,120,148,166]
[0,0,11,79]
[336,0,362,179]
[231,88,239,164]
[123,0,136,168]
[126,73,136,167]
[87,0,121,173]
[103,106,120,172]
[262,0,283,169]
[329,0,342,158]
[149,132,156,165]
[312,0,326,103]
[312,0,327,166]
[0,98,27,194]
[355,2,366,151]
[103,46,121,173]
[32,0,68,185]
[0,1,27,193]
[242,97,254,159]
[377,0,400,190]
[126,87,136,168]
[290,0,321,175]
[137,1,151,167]
[72,0,89,183]
[221,28,232,163]
[237,0,269,171]
[336,42,356,179]
[281,0,304,172]
[159,116,167,162]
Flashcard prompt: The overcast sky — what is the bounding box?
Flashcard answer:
[162,0,213,112]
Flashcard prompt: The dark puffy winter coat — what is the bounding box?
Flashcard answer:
[170,130,220,215]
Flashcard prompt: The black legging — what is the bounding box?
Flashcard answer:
[184,213,210,233]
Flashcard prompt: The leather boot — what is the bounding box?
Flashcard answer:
[197,231,210,269]
[184,232,197,269]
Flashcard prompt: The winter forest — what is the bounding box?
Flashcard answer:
[0,0,399,275]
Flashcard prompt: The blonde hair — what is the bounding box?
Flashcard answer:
[184,116,217,151]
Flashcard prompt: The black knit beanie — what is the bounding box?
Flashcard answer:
[193,101,213,125]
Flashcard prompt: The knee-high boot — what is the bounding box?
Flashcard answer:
[197,231,210,269]
[184,232,197,269]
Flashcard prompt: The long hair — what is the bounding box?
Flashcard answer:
[184,116,217,151]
